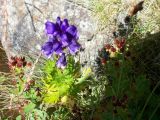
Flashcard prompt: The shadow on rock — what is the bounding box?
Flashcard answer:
[131,32,160,94]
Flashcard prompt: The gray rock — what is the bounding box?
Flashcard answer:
[0,0,129,66]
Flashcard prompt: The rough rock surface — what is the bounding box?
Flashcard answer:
[0,0,130,67]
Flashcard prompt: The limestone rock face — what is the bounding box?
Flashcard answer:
[0,0,124,65]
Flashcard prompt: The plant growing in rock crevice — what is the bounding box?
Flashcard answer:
[0,16,93,120]
[1,1,160,119]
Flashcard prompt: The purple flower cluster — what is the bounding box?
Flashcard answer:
[41,17,81,69]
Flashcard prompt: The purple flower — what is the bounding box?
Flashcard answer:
[56,17,62,26]
[45,21,57,35]
[68,40,81,55]
[56,53,67,69]
[42,17,81,69]
[60,34,71,47]
[66,25,77,38]
[41,37,62,58]
[61,19,69,32]
[45,17,79,43]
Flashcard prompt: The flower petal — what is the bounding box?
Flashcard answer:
[61,19,69,32]
[61,34,71,47]
[41,37,61,58]
[66,25,77,38]
[52,40,62,51]
[41,41,54,58]
[55,47,63,55]
[56,53,67,69]
[68,40,81,55]
[56,17,62,26]
[45,21,56,34]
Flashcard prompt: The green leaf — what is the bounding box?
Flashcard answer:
[16,115,21,120]
[41,57,80,104]
[135,75,150,97]
[24,102,36,114]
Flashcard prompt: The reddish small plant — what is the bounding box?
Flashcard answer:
[110,47,116,52]
[114,38,126,49]
[8,56,31,70]
[105,44,111,50]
